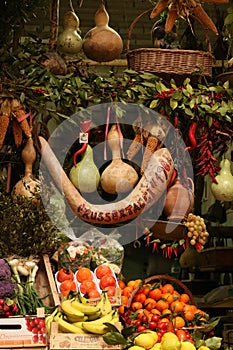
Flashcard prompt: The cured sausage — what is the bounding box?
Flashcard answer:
[39,136,174,225]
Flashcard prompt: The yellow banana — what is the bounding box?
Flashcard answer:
[81,310,114,328]
[81,322,110,335]
[87,310,102,321]
[65,314,88,323]
[61,299,85,321]
[45,307,59,334]
[54,313,87,334]
[71,300,100,315]
[96,291,112,315]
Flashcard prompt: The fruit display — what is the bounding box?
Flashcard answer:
[45,290,120,336]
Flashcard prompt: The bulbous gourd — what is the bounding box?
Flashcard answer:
[163,178,194,220]
[100,124,139,194]
[57,11,83,55]
[83,3,123,62]
[69,145,100,193]
[211,158,233,201]
[12,137,40,202]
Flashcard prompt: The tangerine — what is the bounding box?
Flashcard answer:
[170,300,184,313]
[134,292,147,304]
[148,288,162,301]
[118,280,126,289]
[162,292,174,304]
[184,310,195,321]
[172,316,185,329]
[180,293,190,304]
[156,299,169,312]
[76,267,93,283]
[122,286,133,298]
[131,301,143,311]
[162,283,174,294]
[121,295,129,306]
[144,297,157,311]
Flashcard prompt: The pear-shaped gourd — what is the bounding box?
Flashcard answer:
[69,145,100,193]
[57,11,83,55]
[211,158,233,201]
[100,124,139,194]
[12,137,40,202]
[83,3,123,62]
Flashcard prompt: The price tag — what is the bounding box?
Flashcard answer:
[79,132,88,143]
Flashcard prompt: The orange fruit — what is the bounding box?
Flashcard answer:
[88,289,101,299]
[118,280,126,290]
[141,284,151,296]
[105,285,116,297]
[134,292,147,304]
[180,293,190,304]
[131,301,143,311]
[95,264,112,279]
[79,280,97,294]
[76,267,93,283]
[170,300,184,313]
[60,280,77,296]
[121,295,129,306]
[144,297,157,311]
[162,283,174,294]
[122,286,133,298]
[148,288,162,301]
[156,299,169,312]
[184,310,195,321]
[172,316,185,329]
[162,292,174,304]
[57,268,74,283]
[151,308,161,316]
[162,308,172,317]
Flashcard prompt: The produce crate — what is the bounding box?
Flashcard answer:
[0,309,46,348]
[49,322,121,350]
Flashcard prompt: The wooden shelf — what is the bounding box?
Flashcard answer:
[142,219,187,241]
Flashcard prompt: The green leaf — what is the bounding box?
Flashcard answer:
[103,331,128,345]
[205,337,222,350]
[150,99,158,109]
[139,72,156,80]
[170,99,178,110]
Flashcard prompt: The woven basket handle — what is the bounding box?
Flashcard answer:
[127,274,195,307]
[126,9,212,54]
[126,9,152,52]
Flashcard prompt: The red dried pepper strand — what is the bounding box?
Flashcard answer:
[185,121,197,151]
[152,240,159,253]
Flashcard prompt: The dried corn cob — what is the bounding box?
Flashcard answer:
[127,132,144,161]
[192,4,218,35]
[140,135,159,174]
[150,0,170,19]
[165,4,178,33]
[11,119,23,147]
[0,99,11,149]
[11,99,32,138]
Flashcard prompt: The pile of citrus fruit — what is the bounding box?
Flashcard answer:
[118,278,210,337]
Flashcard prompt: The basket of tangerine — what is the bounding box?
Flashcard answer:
[118,274,216,341]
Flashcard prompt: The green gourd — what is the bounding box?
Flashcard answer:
[57,11,83,55]
[69,145,100,193]
[211,158,233,201]
[83,3,123,62]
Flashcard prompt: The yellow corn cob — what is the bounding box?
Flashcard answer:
[0,99,11,149]
[11,119,23,147]
[192,4,218,35]
[127,132,144,161]
[11,99,32,138]
[140,135,159,174]
[165,4,178,33]
[150,0,170,19]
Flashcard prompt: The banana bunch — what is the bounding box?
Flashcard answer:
[48,291,119,335]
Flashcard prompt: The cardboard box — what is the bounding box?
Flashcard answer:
[0,314,46,348]
[49,322,121,350]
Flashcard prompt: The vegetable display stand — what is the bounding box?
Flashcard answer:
[126,9,213,84]
[49,321,121,350]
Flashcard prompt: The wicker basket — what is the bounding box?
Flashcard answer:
[126,10,213,84]
[127,274,196,308]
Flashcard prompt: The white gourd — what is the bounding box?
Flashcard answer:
[211,158,233,201]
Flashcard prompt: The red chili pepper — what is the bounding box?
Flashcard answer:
[152,240,159,253]
[185,121,197,151]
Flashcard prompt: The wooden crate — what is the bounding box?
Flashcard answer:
[49,322,121,350]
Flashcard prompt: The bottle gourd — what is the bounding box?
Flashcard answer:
[69,145,100,193]
[57,11,83,55]
[100,124,139,194]
[83,3,123,62]
[211,158,233,201]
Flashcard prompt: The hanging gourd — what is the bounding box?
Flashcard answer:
[82,2,123,62]
[100,124,139,194]
[69,145,100,193]
[211,158,233,202]
[12,137,40,202]
[57,11,83,55]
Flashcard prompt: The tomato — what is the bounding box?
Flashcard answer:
[157,321,169,331]
[95,264,112,279]
[99,275,116,290]
[57,268,74,283]
[137,325,147,332]
[148,321,158,330]
[151,314,160,323]
[141,315,148,324]
[176,329,188,341]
